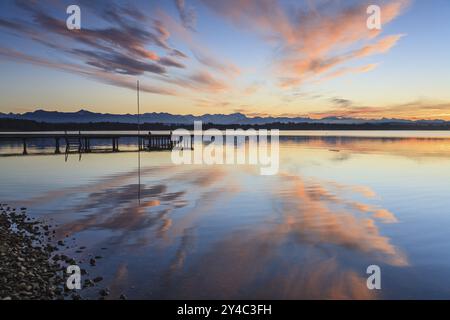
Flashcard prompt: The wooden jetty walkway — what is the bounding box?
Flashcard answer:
[0,132,193,155]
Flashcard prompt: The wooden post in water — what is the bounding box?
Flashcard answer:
[55,138,60,154]
[112,137,119,152]
[22,138,27,155]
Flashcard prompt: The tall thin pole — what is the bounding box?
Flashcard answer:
[137,80,140,136]
[137,80,141,205]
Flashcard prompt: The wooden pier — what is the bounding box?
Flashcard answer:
[0,132,193,155]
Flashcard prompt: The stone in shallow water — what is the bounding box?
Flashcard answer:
[99,288,110,296]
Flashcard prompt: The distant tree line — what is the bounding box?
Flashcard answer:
[1,118,450,131]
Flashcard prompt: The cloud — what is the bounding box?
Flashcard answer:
[352,34,405,58]
[157,10,241,77]
[165,70,229,93]
[243,83,262,95]
[0,47,177,95]
[276,29,405,87]
[320,63,379,83]
[331,98,353,108]
[0,0,417,112]
[159,56,186,68]
[188,71,229,92]
[193,50,241,77]
[170,49,189,58]
[373,209,399,223]
[26,8,181,63]
[311,100,450,120]
[202,0,410,88]
[174,0,197,31]
[0,0,244,97]
[196,99,231,108]
[73,49,167,76]
[0,0,189,95]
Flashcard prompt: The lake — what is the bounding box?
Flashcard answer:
[1,131,450,299]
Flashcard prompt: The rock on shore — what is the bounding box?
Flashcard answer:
[0,204,69,300]
[0,204,122,300]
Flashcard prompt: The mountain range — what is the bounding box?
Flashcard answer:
[0,109,448,125]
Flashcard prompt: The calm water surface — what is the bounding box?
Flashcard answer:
[1,132,450,299]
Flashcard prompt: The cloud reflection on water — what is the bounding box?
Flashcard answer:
[156,171,406,299]
[7,146,410,299]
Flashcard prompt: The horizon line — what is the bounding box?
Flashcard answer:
[1,108,449,123]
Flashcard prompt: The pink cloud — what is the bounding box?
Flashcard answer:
[167,70,230,93]
[311,100,450,120]
[0,47,177,96]
[202,0,410,88]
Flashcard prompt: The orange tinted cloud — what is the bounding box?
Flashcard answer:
[203,0,409,88]
[373,209,399,223]
[163,70,230,93]
[316,63,379,83]
[275,2,408,87]
[311,101,450,120]
[353,34,404,58]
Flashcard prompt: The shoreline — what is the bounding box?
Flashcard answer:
[0,204,112,300]
[2,117,450,132]
[0,204,68,300]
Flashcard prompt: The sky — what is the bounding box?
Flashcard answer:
[0,0,449,120]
